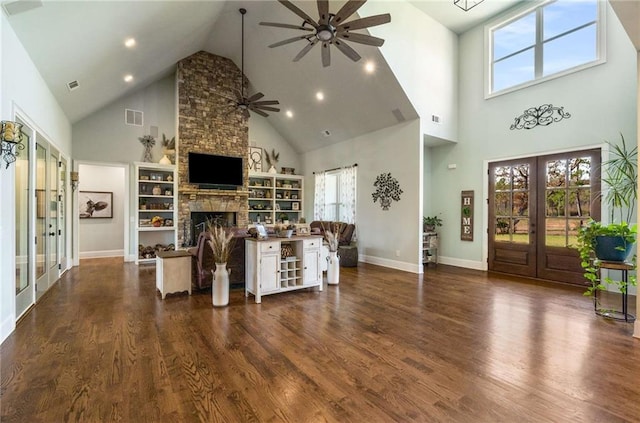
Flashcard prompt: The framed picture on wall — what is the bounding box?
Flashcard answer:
[79,191,113,218]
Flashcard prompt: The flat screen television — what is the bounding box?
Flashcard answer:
[188,152,243,188]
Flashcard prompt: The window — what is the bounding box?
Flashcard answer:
[486,0,604,97]
[314,166,357,223]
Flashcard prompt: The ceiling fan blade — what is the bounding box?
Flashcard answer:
[332,0,366,25]
[278,0,318,28]
[337,13,391,32]
[333,39,361,62]
[321,42,331,67]
[251,108,269,117]
[269,35,312,48]
[337,32,385,47]
[252,100,280,106]
[247,92,264,103]
[259,21,313,31]
[317,0,329,25]
[293,39,318,62]
[253,105,281,112]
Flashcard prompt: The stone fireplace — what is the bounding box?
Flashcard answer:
[176,51,249,246]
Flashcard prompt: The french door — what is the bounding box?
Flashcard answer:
[488,149,601,285]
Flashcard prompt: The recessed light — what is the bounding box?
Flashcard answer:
[286,110,293,118]
[124,38,136,48]
[316,91,324,101]
[365,61,375,73]
[124,74,133,82]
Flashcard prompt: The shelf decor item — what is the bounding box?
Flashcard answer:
[138,134,155,162]
[264,148,279,173]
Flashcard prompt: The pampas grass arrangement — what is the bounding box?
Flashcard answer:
[206,220,235,264]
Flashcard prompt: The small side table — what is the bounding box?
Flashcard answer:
[156,250,192,299]
[595,260,636,322]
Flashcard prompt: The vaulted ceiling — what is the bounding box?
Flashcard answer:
[4,0,521,152]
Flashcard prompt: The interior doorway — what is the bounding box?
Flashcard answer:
[488,148,601,285]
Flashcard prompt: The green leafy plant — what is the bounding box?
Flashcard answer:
[423,215,443,229]
[577,220,637,297]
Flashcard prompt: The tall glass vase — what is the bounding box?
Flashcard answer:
[212,263,230,307]
[327,251,340,285]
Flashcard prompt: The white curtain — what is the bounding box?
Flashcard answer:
[340,165,357,224]
[314,172,326,220]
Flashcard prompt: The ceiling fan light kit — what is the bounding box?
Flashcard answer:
[261,0,391,67]
[454,0,485,12]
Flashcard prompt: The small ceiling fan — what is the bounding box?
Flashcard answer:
[260,0,391,67]
[228,8,280,118]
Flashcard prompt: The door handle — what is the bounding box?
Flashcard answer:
[49,232,56,236]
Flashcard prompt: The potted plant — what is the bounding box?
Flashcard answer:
[423,215,443,232]
[577,133,638,298]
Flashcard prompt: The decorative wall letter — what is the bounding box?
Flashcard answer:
[461,190,474,241]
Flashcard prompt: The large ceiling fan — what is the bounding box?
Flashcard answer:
[229,8,280,118]
[260,0,391,67]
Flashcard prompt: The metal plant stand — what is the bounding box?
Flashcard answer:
[594,260,636,322]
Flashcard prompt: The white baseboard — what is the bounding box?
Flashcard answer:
[359,254,421,274]
[0,315,15,346]
[634,321,640,339]
[79,249,124,259]
[438,256,486,270]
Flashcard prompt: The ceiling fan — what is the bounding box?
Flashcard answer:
[260,0,391,67]
[228,8,280,118]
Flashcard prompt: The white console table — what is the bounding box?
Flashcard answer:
[245,235,323,303]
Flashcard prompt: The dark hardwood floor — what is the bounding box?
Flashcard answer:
[1,259,639,422]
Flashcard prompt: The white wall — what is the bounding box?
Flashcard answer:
[78,164,126,258]
[73,74,176,163]
[248,115,302,173]
[0,12,72,344]
[361,1,458,143]
[302,119,423,273]
[431,2,637,269]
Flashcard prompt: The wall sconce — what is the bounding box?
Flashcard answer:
[1,120,25,169]
[454,0,484,11]
[70,171,79,191]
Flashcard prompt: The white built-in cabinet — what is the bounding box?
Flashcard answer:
[245,236,323,303]
[248,172,303,224]
[133,162,177,264]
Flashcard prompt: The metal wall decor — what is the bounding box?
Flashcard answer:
[372,172,403,210]
[510,104,571,130]
[454,0,485,11]
[1,120,25,168]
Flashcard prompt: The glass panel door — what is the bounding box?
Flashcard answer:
[35,141,47,293]
[48,148,60,285]
[15,126,32,317]
[59,158,68,271]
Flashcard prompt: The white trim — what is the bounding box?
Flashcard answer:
[79,249,125,259]
[438,256,486,271]
[0,315,15,345]
[359,254,421,274]
[484,0,607,99]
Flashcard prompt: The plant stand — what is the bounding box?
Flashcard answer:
[594,260,636,322]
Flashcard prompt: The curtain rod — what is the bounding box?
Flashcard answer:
[313,163,358,174]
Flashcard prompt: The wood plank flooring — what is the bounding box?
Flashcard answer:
[1,259,639,422]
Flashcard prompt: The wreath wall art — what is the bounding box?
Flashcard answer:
[372,172,403,210]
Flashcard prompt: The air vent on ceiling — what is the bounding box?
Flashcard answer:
[2,0,43,16]
[321,129,331,137]
[392,108,405,123]
[66,80,80,92]
[125,109,143,127]
[432,114,442,124]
